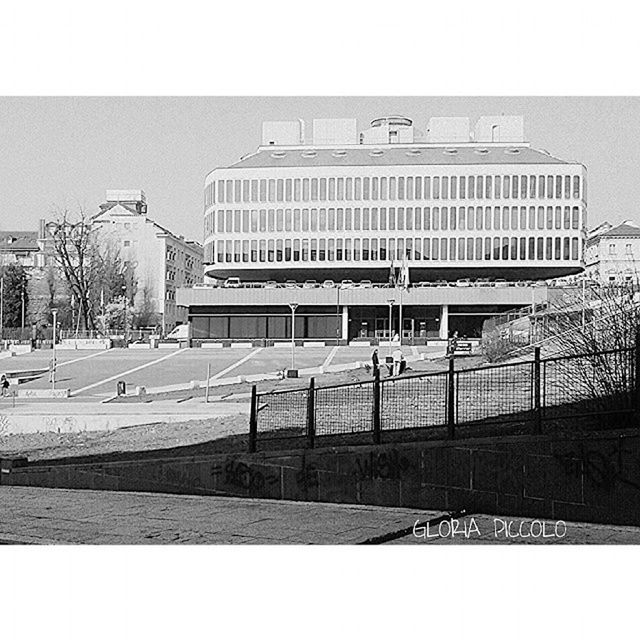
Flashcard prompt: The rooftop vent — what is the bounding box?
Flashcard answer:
[443,148,458,155]
[270,151,287,158]
[301,150,317,158]
[474,148,489,155]
[331,150,347,157]
[505,148,521,154]
[406,149,422,156]
[369,149,384,157]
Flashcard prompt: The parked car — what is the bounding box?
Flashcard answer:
[418,281,431,288]
[340,279,355,289]
[359,280,372,289]
[322,280,335,288]
[224,277,241,288]
[456,278,471,287]
[434,280,448,287]
[303,280,318,289]
[284,280,298,289]
[265,281,278,289]
[493,279,507,287]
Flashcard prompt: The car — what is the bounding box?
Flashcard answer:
[284,280,298,289]
[493,279,507,287]
[456,278,471,287]
[359,280,372,289]
[322,279,336,288]
[340,279,355,289]
[434,280,448,287]
[418,281,431,288]
[224,277,241,288]
[303,280,318,289]
[265,281,278,289]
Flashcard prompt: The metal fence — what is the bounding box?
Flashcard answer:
[249,344,638,452]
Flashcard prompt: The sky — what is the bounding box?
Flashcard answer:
[1,96,638,242]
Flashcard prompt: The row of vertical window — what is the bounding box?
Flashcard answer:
[204,174,583,207]
[204,206,582,237]
[207,236,581,264]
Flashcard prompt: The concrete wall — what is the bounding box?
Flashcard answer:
[3,428,640,527]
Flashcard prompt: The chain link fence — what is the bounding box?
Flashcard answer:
[250,345,637,451]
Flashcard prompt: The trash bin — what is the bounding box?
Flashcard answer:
[117,380,126,396]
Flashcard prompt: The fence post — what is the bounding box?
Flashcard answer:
[373,367,381,444]
[533,347,542,435]
[447,357,455,439]
[307,377,316,449]
[635,332,640,423]
[248,385,258,453]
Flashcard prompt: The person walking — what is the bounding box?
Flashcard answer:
[371,348,379,376]
[1,374,9,397]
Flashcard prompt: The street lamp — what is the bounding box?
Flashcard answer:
[335,284,342,344]
[51,308,58,391]
[387,298,395,357]
[122,284,128,345]
[289,302,299,374]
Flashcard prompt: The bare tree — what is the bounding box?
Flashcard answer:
[47,207,137,332]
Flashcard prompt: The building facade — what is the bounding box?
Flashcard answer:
[93,190,203,332]
[584,220,640,283]
[179,115,587,341]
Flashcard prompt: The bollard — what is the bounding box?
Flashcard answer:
[117,380,126,396]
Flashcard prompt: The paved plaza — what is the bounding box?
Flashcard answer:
[1,486,639,545]
[2,345,445,401]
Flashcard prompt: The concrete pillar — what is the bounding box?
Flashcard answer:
[439,305,449,340]
[341,305,349,341]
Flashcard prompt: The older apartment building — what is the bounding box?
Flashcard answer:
[92,190,203,332]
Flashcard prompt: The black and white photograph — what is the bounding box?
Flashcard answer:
[2,3,639,638]
[3,96,640,546]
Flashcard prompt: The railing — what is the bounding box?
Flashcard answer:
[248,345,638,452]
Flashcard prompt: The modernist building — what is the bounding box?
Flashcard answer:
[93,190,203,332]
[584,220,640,283]
[178,115,587,341]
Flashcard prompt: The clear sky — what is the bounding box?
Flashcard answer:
[1,96,638,242]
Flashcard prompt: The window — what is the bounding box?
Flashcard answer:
[311,178,318,201]
[485,176,492,199]
[397,207,405,231]
[363,177,371,200]
[319,239,327,261]
[302,179,310,201]
[434,177,441,199]
[355,177,362,200]
[564,176,571,199]
[328,178,336,200]
[494,176,501,199]
[476,176,483,199]
[397,177,405,200]
[319,178,327,200]
[346,178,353,200]
[572,206,579,229]
[441,177,449,200]
[573,176,580,199]
[468,176,475,199]
[371,177,378,200]
[424,177,431,199]
[512,176,519,199]
[380,177,387,200]
[503,176,510,199]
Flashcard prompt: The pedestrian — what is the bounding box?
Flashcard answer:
[1,374,9,397]
[392,347,403,376]
[48,358,55,383]
[371,348,379,376]
[399,353,407,375]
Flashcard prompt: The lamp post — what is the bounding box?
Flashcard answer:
[51,308,58,391]
[289,302,298,372]
[335,284,341,344]
[0,275,4,342]
[387,298,395,357]
[122,284,128,345]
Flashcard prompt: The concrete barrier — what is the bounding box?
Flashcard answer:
[303,342,326,348]
[231,343,253,349]
[158,342,180,350]
[16,388,70,399]
[57,339,110,350]
[128,343,151,350]
[202,343,223,348]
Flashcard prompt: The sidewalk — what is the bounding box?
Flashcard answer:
[1,486,639,544]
